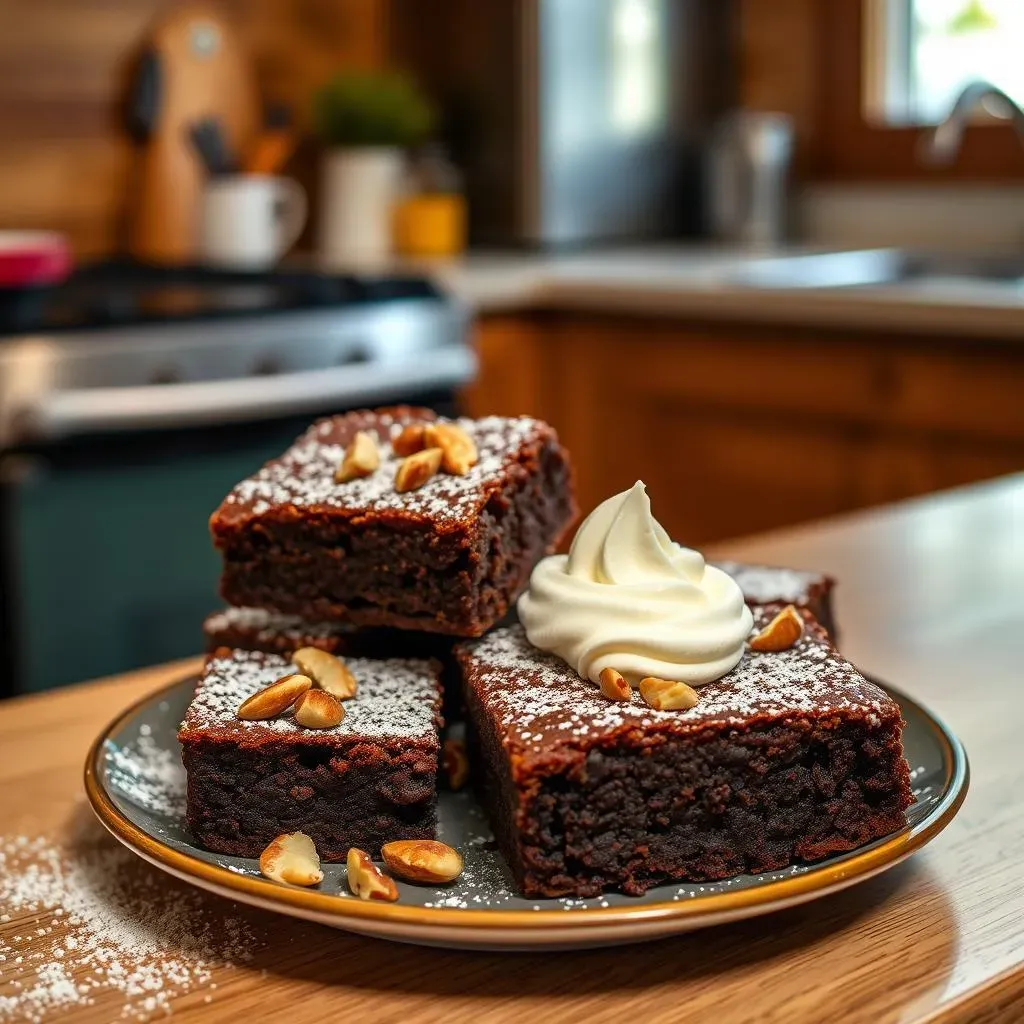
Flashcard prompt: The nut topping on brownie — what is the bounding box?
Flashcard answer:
[335,429,379,483]
[749,604,806,652]
[215,408,552,524]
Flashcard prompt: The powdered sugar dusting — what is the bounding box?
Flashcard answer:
[204,606,350,646]
[182,649,440,743]
[459,609,895,754]
[0,829,257,1021]
[220,413,542,524]
[104,725,186,818]
[713,560,830,605]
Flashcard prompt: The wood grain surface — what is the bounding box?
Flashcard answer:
[1,477,1022,1023]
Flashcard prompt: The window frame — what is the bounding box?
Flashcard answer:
[815,0,1024,181]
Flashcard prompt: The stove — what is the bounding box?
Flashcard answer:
[0,261,472,447]
[0,262,474,695]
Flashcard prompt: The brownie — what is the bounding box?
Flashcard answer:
[455,609,912,898]
[210,407,577,637]
[202,605,449,660]
[179,648,443,860]
[713,560,837,640]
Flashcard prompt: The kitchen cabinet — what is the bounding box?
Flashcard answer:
[463,312,1024,544]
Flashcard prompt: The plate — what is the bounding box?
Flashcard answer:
[84,673,968,950]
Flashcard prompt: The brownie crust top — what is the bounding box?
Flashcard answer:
[180,648,441,745]
[212,406,555,529]
[457,608,898,759]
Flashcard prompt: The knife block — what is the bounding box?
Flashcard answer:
[126,2,259,265]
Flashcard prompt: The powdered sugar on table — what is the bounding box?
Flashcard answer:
[0,828,259,1022]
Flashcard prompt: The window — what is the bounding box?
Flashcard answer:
[866,0,1024,125]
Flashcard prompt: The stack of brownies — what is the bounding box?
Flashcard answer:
[180,406,912,898]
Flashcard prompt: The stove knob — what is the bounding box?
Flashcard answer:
[253,355,283,376]
[337,345,371,366]
[149,365,181,385]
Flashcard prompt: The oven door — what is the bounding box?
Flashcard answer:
[0,385,466,697]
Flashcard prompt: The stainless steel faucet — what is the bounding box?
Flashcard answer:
[921,80,1024,164]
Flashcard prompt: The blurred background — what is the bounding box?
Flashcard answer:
[0,0,1021,696]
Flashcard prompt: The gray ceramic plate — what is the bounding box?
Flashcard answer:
[85,673,968,950]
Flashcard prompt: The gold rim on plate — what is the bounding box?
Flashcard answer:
[84,673,969,935]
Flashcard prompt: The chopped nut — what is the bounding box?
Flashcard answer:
[749,604,805,652]
[392,424,427,457]
[259,832,323,886]
[292,647,357,700]
[346,848,399,902]
[335,430,379,483]
[395,447,443,492]
[237,674,312,720]
[381,840,464,885]
[598,667,631,702]
[638,677,700,711]
[293,689,344,729]
[424,422,478,476]
[442,738,470,791]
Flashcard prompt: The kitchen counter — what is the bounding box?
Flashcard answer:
[2,475,1022,1023]
[395,246,1024,339]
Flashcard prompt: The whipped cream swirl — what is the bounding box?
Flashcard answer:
[517,482,753,687]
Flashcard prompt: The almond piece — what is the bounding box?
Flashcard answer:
[638,677,700,711]
[442,737,469,791]
[292,647,357,700]
[346,848,399,902]
[395,447,443,492]
[598,667,631,702]
[381,840,464,885]
[237,674,312,720]
[392,423,427,457]
[294,689,344,729]
[335,430,380,483]
[749,604,805,652]
[259,831,323,886]
[424,422,478,476]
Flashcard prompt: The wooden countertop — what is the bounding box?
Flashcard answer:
[2,475,1023,1023]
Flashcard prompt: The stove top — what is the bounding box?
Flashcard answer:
[0,261,472,446]
[0,260,442,335]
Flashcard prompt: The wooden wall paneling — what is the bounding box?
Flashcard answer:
[0,0,389,256]
[736,0,826,175]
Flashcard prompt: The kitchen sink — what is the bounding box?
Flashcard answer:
[730,249,1024,290]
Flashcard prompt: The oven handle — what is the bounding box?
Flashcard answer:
[22,347,477,439]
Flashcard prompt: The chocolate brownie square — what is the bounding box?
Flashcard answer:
[713,560,837,640]
[455,610,912,898]
[179,648,443,860]
[210,407,576,636]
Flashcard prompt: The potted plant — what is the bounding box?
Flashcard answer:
[312,70,435,264]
